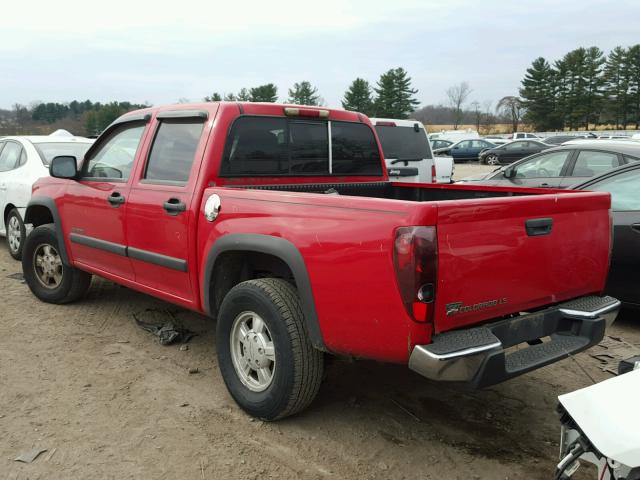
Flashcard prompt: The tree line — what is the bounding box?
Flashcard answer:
[520,45,640,131]
[205,67,420,119]
[7,100,149,136]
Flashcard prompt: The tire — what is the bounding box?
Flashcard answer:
[216,278,324,421]
[6,208,26,260]
[485,154,500,166]
[22,224,92,304]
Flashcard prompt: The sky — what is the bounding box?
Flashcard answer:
[2,0,639,111]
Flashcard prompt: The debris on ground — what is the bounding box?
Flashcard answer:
[179,345,189,351]
[188,367,199,374]
[133,309,196,345]
[14,448,47,463]
[7,272,23,281]
[590,336,640,375]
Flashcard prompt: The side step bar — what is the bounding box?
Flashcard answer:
[408,295,620,388]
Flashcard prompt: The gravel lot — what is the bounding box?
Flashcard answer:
[1,208,638,479]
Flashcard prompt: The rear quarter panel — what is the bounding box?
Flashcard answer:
[197,187,437,363]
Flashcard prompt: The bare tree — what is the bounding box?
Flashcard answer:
[445,82,472,130]
[497,96,524,133]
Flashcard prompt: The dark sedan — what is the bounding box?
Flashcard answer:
[479,140,551,165]
[459,142,640,188]
[572,162,640,309]
[433,139,496,163]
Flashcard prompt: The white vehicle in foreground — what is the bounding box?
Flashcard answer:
[0,134,93,259]
[372,118,454,183]
[557,365,640,479]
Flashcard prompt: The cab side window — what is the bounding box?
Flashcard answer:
[144,120,205,183]
[82,123,146,181]
[0,142,23,172]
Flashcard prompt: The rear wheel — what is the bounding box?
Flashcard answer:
[22,224,92,304]
[485,154,500,166]
[216,278,324,420]
[6,209,25,260]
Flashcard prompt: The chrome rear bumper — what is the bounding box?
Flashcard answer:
[409,295,620,387]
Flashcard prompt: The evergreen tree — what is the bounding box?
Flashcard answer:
[287,81,320,105]
[628,44,640,128]
[582,47,606,128]
[204,93,222,102]
[237,88,251,101]
[223,92,237,101]
[520,57,561,130]
[341,78,374,115]
[250,84,278,103]
[604,46,631,129]
[373,68,419,118]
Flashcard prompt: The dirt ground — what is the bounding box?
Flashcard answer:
[1,217,639,479]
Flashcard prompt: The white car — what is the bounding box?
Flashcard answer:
[0,134,93,259]
[428,128,480,144]
[372,118,454,183]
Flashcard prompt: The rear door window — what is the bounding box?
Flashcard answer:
[0,142,23,172]
[588,169,640,211]
[221,116,382,176]
[332,121,382,174]
[374,125,431,160]
[571,150,620,177]
[144,120,205,183]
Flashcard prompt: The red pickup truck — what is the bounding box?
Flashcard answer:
[21,102,619,420]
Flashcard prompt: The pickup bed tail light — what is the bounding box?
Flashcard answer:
[393,226,437,323]
[431,164,437,183]
[284,107,329,118]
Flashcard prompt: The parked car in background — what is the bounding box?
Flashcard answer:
[373,118,454,183]
[508,132,541,140]
[542,135,590,145]
[0,134,93,259]
[479,139,551,165]
[428,128,479,143]
[571,161,640,309]
[430,139,453,150]
[459,142,640,188]
[482,136,510,146]
[433,139,496,163]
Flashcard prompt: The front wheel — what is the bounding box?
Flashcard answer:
[6,208,25,260]
[22,224,92,304]
[216,278,324,420]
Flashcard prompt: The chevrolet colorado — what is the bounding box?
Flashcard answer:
[21,102,620,420]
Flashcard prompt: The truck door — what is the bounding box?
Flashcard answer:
[63,118,149,280]
[125,110,210,306]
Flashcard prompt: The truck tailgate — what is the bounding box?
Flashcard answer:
[433,191,611,333]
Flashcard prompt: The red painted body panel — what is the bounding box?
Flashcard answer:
[30,102,614,365]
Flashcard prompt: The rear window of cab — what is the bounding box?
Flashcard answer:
[220,116,382,177]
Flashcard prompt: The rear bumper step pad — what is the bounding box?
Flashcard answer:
[408,295,620,388]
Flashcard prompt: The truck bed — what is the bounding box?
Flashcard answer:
[228,180,611,334]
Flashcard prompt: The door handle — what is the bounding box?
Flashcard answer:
[163,198,186,215]
[525,217,553,236]
[107,191,125,207]
[632,223,640,233]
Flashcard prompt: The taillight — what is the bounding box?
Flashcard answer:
[393,226,437,323]
[375,121,396,127]
[431,164,437,183]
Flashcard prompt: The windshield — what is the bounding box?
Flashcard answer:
[33,142,92,165]
[375,125,432,160]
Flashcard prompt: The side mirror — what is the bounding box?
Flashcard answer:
[503,168,516,179]
[50,156,78,179]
